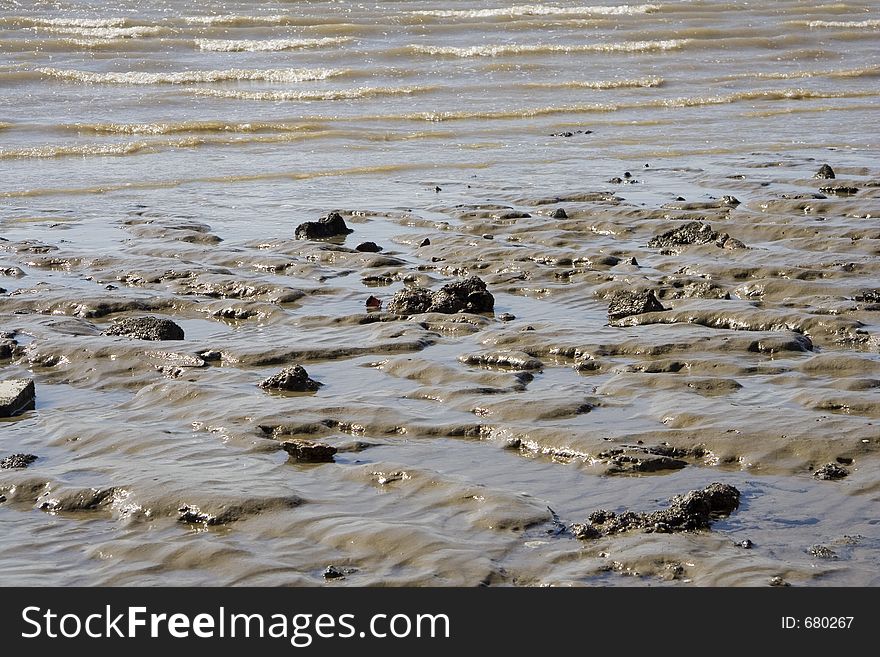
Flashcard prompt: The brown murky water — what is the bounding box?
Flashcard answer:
[1,1,879,586]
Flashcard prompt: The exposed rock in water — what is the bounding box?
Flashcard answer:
[813,463,849,480]
[607,289,667,321]
[814,164,835,179]
[386,286,433,315]
[387,276,495,316]
[551,208,568,219]
[281,439,337,463]
[0,453,38,469]
[648,221,746,250]
[648,221,718,249]
[499,312,516,321]
[571,482,740,539]
[819,185,858,196]
[459,350,544,370]
[720,195,740,207]
[323,565,354,579]
[259,365,322,392]
[294,211,353,240]
[0,379,35,418]
[355,241,382,252]
[807,544,838,559]
[102,316,185,341]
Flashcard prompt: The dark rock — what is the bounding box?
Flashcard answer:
[819,185,858,196]
[814,164,835,179]
[855,289,880,303]
[736,539,754,549]
[0,339,15,359]
[629,257,639,266]
[551,208,568,219]
[608,177,623,184]
[366,295,382,310]
[623,172,632,179]
[281,439,337,463]
[572,482,740,539]
[648,221,719,249]
[419,238,431,247]
[178,505,217,525]
[259,365,322,392]
[0,453,38,469]
[499,312,516,321]
[769,576,790,587]
[607,289,666,321]
[806,544,838,559]
[721,195,741,207]
[294,211,353,240]
[434,186,441,193]
[813,463,849,480]
[355,241,382,253]
[386,286,433,315]
[428,277,495,314]
[102,316,184,341]
[323,565,347,579]
[387,276,495,315]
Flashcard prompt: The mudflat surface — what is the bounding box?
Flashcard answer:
[1,1,879,586]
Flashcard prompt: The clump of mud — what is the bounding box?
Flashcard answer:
[259,365,322,392]
[387,276,495,315]
[607,289,666,321]
[102,316,184,341]
[571,483,740,539]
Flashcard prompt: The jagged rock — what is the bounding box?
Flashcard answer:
[648,221,719,249]
[294,212,353,240]
[259,366,322,392]
[0,453,38,469]
[0,379,35,417]
[551,208,568,219]
[387,276,495,315]
[813,463,849,480]
[281,439,337,463]
[572,482,740,539]
[102,316,184,341]
[607,290,666,321]
[814,164,835,179]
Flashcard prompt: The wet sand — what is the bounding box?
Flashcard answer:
[1,1,880,586]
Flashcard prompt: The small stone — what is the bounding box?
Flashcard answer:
[814,164,835,179]
[419,238,431,247]
[608,177,623,184]
[736,539,754,549]
[806,545,838,559]
[551,208,568,219]
[434,186,441,193]
[355,241,382,253]
[323,565,346,579]
[294,211,353,240]
[769,576,790,587]
[607,289,666,321]
[721,195,741,207]
[813,463,849,480]
[102,316,184,341]
[482,233,494,240]
[282,439,337,463]
[0,453,38,469]
[628,257,639,266]
[0,379,36,418]
[648,221,719,249]
[366,295,382,310]
[623,171,632,179]
[259,365,322,392]
[571,523,601,540]
[499,312,516,321]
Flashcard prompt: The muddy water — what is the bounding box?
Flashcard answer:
[1,1,879,586]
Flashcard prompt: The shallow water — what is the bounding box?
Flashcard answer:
[1,0,879,586]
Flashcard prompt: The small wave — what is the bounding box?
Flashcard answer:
[521,76,663,89]
[407,39,689,57]
[183,14,290,26]
[34,25,166,38]
[195,37,352,52]
[729,65,880,80]
[186,85,436,101]
[806,19,880,28]
[67,121,325,135]
[0,142,156,159]
[410,3,660,18]
[37,67,343,85]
